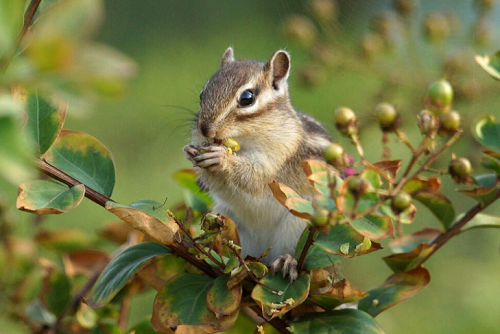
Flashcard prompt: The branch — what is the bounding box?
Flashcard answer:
[35,158,222,278]
[422,187,500,265]
[35,159,291,332]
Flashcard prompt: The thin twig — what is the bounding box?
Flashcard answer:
[0,0,42,74]
[296,226,315,274]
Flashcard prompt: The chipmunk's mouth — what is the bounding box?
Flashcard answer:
[213,138,223,145]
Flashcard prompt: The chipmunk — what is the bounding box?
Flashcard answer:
[184,47,332,277]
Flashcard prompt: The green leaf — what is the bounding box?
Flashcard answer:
[350,214,394,240]
[291,309,385,334]
[475,51,500,81]
[0,95,35,184]
[25,300,57,326]
[127,318,158,334]
[151,273,238,332]
[296,229,344,270]
[388,228,441,253]
[43,130,116,196]
[413,191,455,230]
[105,200,180,246]
[358,267,431,317]
[33,0,104,40]
[462,213,500,231]
[481,154,500,174]
[17,180,85,214]
[88,242,171,308]
[206,274,241,319]
[361,168,382,190]
[269,181,314,219]
[313,223,382,257]
[173,169,213,211]
[41,269,72,316]
[474,173,498,188]
[473,116,500,152]
[251,274,310,320]
[24,90,67,155]
[0,0,24,55]
[383,243,435,273]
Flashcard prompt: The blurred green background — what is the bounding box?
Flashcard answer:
[4,0,500,333]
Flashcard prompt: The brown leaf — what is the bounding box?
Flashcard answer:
[106,203,179,245]
[371,160,402,180]
[63,250,110,277]
[98,221,135,244]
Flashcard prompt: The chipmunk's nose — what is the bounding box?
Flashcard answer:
[200,123,215,138]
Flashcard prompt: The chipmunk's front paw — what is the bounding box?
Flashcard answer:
[271,254,298,282]
[184,144,228,172]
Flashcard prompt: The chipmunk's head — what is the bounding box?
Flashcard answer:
[196,47,292,143]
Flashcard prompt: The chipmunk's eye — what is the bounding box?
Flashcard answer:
[238,90,255,107]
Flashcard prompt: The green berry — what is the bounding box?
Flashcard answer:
[375,102,398,128]
[439,110,461,132]
[323,143,344,163]
[311,208,330,227]
[391,192,412,213]
[347,176,368,196]
[334,107,358,136]
[425,80,454,113]
[449,157,472,178]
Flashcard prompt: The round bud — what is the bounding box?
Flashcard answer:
[417,109,438,136]
[439,110,461,133]
[323,143,344,164]
[449,157,472,178]
[423,12,451,42]
[284,15,317,47]
[375,102,399,130]
[425,80,454,113]
[334,107,358,136]
[393,0,416,17]
[310,0,337,23]
[311,208,330,227]
[347,176,368,196]
[391,192,412,213]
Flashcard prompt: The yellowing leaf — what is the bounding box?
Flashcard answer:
[17,180,85,214]
[269,181,314,219]
[105,200,179,246]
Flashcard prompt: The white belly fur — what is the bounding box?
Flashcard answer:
[212,186,307,264]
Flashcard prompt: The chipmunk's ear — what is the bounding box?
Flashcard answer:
[221,47,235,67]
[265,50,290,90]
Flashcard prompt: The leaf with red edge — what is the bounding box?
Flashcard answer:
[302,159,329,176]
[403,176,441,193]
[388,228,441,253]
[358,267,431,317]
[269,181,314,219]
[383,243,435,273]
[460,178,499,208]
[310,279,369,310]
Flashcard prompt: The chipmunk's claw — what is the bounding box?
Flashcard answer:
[271,254,298,282]
[183,144,227,172]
